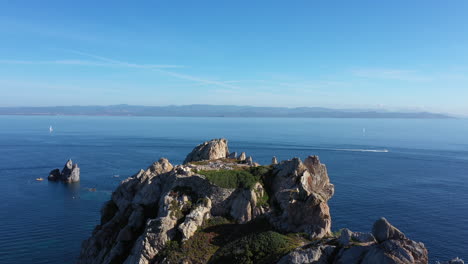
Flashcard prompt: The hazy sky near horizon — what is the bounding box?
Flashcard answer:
[1,1,468,115]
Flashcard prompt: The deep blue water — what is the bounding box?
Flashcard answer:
[0,116,467,263]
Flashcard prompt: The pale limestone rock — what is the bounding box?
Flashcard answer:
[272,156,278,164]
[229,182,266,223]
[145,158,173,178]
[178,198,212,240]
[269,157,334,239]
[124,216,178,264]
[183,138,229,164]
[238,152,246,161]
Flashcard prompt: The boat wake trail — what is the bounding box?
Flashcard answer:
[309,147,389,153]
[335,148,389,153]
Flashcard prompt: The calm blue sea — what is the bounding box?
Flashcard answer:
[0,116,467,263]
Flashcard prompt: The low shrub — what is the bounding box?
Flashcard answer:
[209,231,301,264]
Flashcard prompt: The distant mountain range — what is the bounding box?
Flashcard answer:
[0,105,453,119]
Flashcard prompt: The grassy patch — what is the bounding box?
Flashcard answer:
[158,217,277,264]
[199,169,260,189]
[209,231,302,264]
[199,166,273,190]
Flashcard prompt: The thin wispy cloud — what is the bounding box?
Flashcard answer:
[67,50,244,90]
[352,68,431,82]
[0,59,182,68]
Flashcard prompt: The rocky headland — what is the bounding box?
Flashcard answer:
[78,139,462,264]
[48,159,80,183]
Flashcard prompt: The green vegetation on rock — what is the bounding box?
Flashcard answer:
[158,217,233,264]
[158,216,306,264]
[199,165,273,190]
[209,231,302,264]
[199,169,260,189]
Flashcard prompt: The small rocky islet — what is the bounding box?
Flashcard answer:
[77,139,463,264]
[48,159,80,183]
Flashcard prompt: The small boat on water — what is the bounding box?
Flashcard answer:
[49,125,53,133]
[36,178,44,181]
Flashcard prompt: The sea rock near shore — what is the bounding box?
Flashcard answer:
[47,159,80,183]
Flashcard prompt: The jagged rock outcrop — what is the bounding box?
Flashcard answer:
[178,198,212,240]
[268,155,334,239]
[238,152,246,161]
[78,139,436,264]
[228,152,237,159]
[183,138,229,164]
[272,156,278,165]
[279,218,428,264]
[229,182,267,223]
[48,159,80,183]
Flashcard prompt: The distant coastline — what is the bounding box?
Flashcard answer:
[0,104,453,119]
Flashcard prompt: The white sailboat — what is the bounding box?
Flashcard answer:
[49,125,53,133]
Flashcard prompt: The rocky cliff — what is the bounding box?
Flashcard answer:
[78,139,443,264]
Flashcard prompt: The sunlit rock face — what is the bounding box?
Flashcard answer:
[183,138,230,164]
[279,218,428,264]
[268,156,334,239]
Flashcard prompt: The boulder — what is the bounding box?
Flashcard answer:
[361,239,428,264]
[228,152,237,159]
[338,228,353,247]
[372,217,406,243]
[183,138,229,164]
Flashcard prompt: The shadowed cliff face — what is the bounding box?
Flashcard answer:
[78,139,430,264]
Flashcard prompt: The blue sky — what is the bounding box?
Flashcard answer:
[0,0,468,115]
